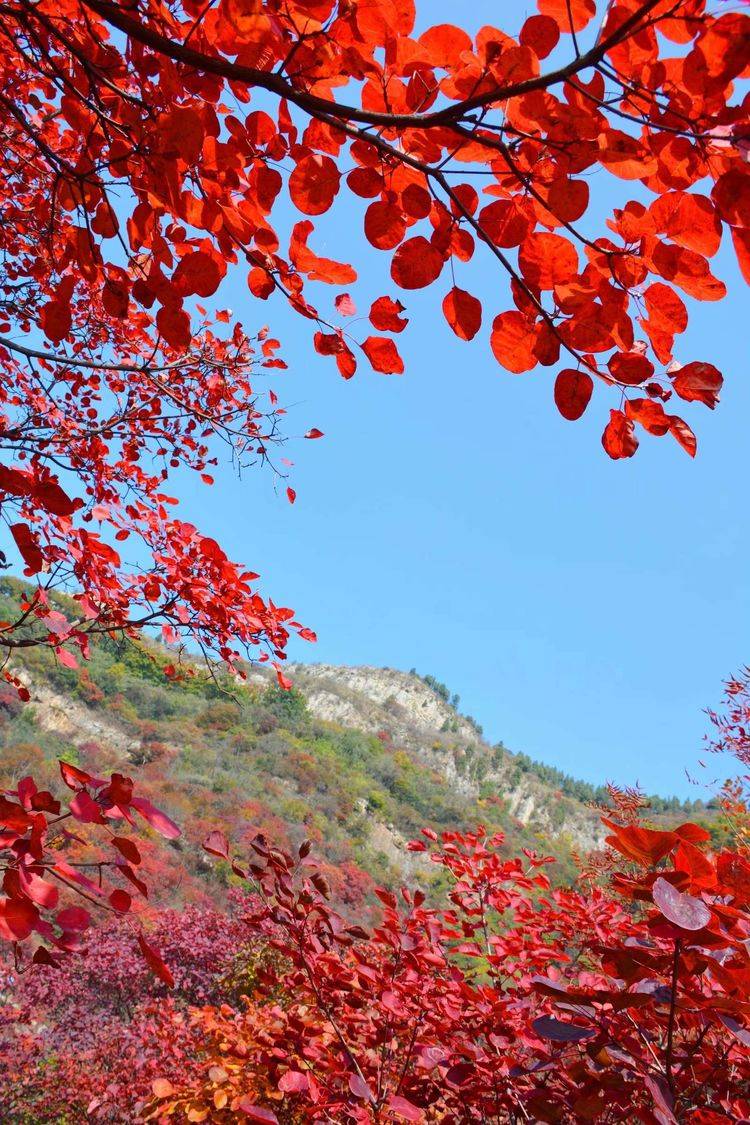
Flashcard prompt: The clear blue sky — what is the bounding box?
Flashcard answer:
[173,3,749,800]
[181,226,748,800]
[7,3,749,798]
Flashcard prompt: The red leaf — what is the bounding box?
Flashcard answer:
[10,523,44,575]
[364,201,406,251]
[652,877,711,931]
[238,1100,279,1123]
[608,352,655,387]
[248,267,274,299]
[156,304,191,349]
[519,232,578,290]
[419,22,472,69]
[203,829,230,859]
[478,199,529,248]
[32,478,78,517]
[275,663,293,690]
[290,221,356,284]
[159,106,204,162]
[0,896,39,940]
[20,872,58,909]
[369,296,408,333]
[391,237,444,290]
[130,796,181,839]
[286,487,296,504]
[289,153,340,216]
[730,226,750,286]
[532,1015,596,1042]
[442,287,482,341]
[490,312,538,374]
[60,760,103,790]
[109,889,132,913]
[718,852,750,899]
[362,336,404,375]
[40,298,72,344]
[674,841,716,891]
[668,416,697,457]
[601,410,639,459]
[546,177,589,224]
[70,790,106,824]
[0,464,32,499]
[173,250,225,298]
[32,946,60,967]
[537,0,595,33]
[138,933,175,987]
[554,369,593,421]
[55,647,78,670]
[304,428,324,439]
[117,864,149,898]
[56,906,91,932]
[335,293,356,316]
[112,836,142,865]
[674,823,711,844]
[599,130,657,181]
[0,795,33,832]
[348,1073,375,1101]
[520,14,560,58]
[672,361,723,409]
[625,398,670,436]
[388,1094,423,1121]
[603,819,677,866]
[278,1070,309,1094]
[152,1079,176,1099]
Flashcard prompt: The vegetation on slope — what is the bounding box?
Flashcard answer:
[0,580,721,910]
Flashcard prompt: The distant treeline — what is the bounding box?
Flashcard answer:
[505,750,715,814]
[411,671,483,737]
[411,664,710,815]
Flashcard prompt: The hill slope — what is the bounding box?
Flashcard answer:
[0,580,713,906]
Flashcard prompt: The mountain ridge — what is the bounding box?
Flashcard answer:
[0,578,717,906]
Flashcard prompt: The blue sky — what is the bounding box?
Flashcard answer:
[172,3,749,799]
[181,222,748,800]
[5,2,748,799]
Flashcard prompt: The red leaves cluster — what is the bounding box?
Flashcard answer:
[142,812,750,1122]
[0,899,255,1122]
[0,760,179,980]
[1,676,749,1122]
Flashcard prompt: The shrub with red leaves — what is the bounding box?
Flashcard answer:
[142,812,750,1124]
[0,897,257,1122]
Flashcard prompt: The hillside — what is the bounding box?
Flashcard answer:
[0,580,715,906]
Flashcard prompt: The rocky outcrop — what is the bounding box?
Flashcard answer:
[283,663,606,851]
[14,669,138,764]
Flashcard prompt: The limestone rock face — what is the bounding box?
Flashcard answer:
[278,663,606,852]
[15,668,138,764]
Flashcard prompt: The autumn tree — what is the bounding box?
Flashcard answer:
[0,0,747,670]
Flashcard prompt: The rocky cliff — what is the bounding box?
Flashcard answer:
[275,663,608,851]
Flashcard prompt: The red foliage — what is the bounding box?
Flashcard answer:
[706,669,750,848]
[0,899,256,1122]
[0,761,181,978]
[138,815,750,1123]
[0,3,749,1116]
[707,669,750,774]
[0,0,746,685]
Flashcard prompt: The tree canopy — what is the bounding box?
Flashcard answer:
[0,0,747,677]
